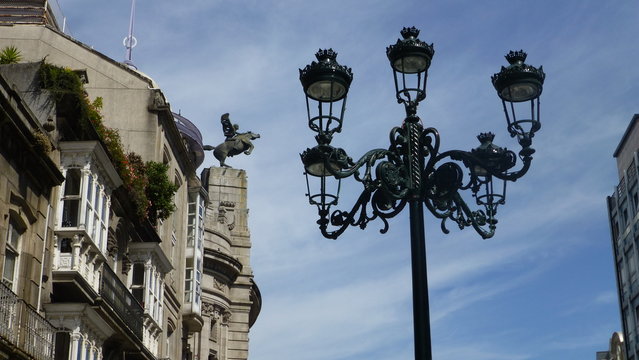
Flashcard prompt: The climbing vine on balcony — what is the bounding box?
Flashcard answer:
[38,62,176,223]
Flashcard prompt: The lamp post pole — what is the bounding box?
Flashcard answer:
[405,114,432,360]
[410,202,431,359]
[299,27,545,360]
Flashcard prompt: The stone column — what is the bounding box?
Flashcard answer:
[220,311,231,360]
[71,234,83,271]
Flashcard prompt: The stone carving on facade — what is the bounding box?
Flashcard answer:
[120,254,131,275]
[106,232,118,258]
[218,201,236,230]
[221,310,232,326]
[202,301,227,320]
[201,301,215,317]
[149,89,168,110]
[213,277,228,293]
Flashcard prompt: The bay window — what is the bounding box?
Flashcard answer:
[185,190,205,312]
[58,142,121,256]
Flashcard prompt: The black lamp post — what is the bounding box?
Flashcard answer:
[299,27,545,360]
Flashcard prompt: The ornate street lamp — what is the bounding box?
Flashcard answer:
[299,27,545,360]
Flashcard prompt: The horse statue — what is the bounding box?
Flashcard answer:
[203,113,260,168]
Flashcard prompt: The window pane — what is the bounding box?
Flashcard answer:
[53,331,70,360]
[101,196,108,222]
[76,337,83,360]
[92,215,99,244]
[8,224,20,249]
[85,207,91,234]
[2,252,16,284]
[132,263,145,285]
[100,226,106,251]
[86,175,93,202]
[60,238,72,253]
[62,200,80,227]
[132,288,144,305]
[64,169,81,196]
[94,183,100,207]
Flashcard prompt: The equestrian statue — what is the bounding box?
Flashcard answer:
[203,113,260,168]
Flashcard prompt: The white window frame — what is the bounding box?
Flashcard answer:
[61,168,82,228]
[131,262,146,307]
[2,219,23,291]
[185,258,194,303]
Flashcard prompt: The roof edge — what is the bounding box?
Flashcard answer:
[613,114,639,158]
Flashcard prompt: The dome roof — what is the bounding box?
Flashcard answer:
[174,112,205,168]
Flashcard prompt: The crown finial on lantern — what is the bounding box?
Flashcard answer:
[400,26,420,39]
[315,49,338,62]
[477,132,495,143]
[505,50,527,65]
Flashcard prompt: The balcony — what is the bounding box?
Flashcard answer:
[0,282,56,360]
[51,229,105,302]
[100,265,144,340]
[630,161,637,185]
[619,177,627,199]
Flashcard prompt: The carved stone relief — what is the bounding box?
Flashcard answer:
[201,301,226,319]
[217,201,236,230]
[213,277,228,293]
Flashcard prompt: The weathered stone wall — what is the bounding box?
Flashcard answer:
[199,167,258,360]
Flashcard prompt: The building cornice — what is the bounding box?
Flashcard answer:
[128,241,173,274]
[613,114,639,158]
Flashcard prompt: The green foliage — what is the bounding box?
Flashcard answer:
[38,63,90,134]
[38,63,84,101]
[38,62,153,221]
[32,130,52,154]
[0,46,22,64]
[126,154,150,220]
[145,161,178,224]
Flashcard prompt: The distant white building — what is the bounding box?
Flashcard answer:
[608,115,639,360]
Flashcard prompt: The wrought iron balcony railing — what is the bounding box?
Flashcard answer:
[619,177,627,198]
[99,265,144,340]
[0,282,56,360]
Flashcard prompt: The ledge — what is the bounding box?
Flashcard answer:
[202,248,243,282]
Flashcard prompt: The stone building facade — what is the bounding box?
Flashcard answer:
[0,2,260,359]
[197,168,261,360]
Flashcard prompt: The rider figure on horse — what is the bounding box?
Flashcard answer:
[204,113,260,168]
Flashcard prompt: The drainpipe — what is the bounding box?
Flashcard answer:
[37,204,52,313]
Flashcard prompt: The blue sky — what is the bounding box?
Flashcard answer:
[53,1,639,359]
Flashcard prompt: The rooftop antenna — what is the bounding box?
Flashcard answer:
[123,0,137,69]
